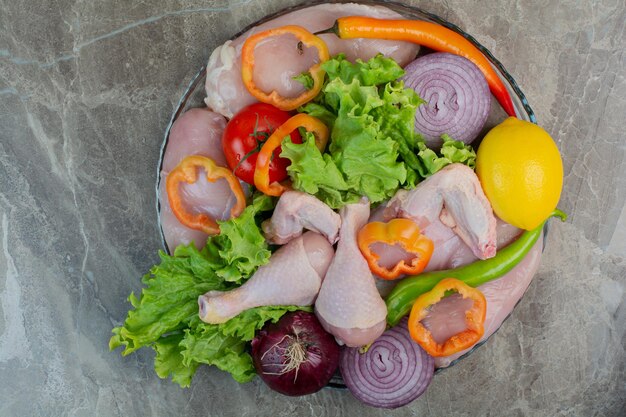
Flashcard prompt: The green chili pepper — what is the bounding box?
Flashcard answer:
[385,209,567,327]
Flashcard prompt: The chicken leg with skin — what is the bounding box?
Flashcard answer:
[262,191,341,245]
[384,163,497,260]
[315,199,387,347]
[198,232,334,324]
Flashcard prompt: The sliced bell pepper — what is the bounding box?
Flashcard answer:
[241,25,330,111]
[357,219,434,280]
[254,113,329,196]
[408,278,486,357]
[317,16,516,117]
[166,155,246,234]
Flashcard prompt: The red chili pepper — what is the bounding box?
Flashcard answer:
[321,16,516,117]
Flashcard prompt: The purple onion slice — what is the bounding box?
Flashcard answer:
[339,318,435,409]
[402,52,491,148]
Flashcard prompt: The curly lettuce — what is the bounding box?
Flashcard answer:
[286,54,476,207]
[110,195,306,387]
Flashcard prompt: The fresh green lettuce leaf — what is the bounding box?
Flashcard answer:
[179,306,310,384]
[109,246,230,356]
[439,134,477,169]
[110,196,302,387]
[281,132,356,209]
[287,54,478,204]
[154,333,199,388]
[293,72,314,90]
[417,134,477,177]
[209,193,273,283]
[287,56,409,206]
[322,53,405,87]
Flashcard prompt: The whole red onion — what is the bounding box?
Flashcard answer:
[402,52,491,148]
[251,311,340,396]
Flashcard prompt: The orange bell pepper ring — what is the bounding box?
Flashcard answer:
[254,113,329,196]
[357,219,434,280]
[166,155,246,235]
[241,25,330,111]
[408,278,487,357]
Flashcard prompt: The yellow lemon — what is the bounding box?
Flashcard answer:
[476,117,563,230]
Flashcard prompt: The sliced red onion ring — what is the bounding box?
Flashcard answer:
[402,52,491,148]
[339,318,435,409]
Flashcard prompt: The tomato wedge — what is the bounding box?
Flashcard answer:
[222,103,302,185]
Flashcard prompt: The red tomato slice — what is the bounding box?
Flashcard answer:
[222,103,302,185]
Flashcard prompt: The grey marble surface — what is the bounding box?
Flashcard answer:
[0,0,624,416]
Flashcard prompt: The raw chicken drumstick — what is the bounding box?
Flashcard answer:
[262,191,341,245]
[198,232,334,324]
[315,199,387,347]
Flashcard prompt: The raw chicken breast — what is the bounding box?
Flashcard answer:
[431,233,544,368]
[315,199,387,347]
[161,108,228,172]
[262,191,341,244]
[198,232,334,324]
[159,108,247,250]
[385,163,497,259]
[421,294,475,345]
[205,3,420,118]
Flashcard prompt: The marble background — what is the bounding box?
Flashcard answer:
[0,0,624,416]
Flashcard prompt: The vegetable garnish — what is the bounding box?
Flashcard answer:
[416,133,476,177]
[357,219,433,280]
[408,278,486,357]
[241,25,330,111]
[223,103,302,185]
[282,54,478,208]
[339,319,435,409]
[166,155,246,234]
[317,16,516,117]
[402,53,491,147]
[110,195,307,387]
[254,113,328,196]
[251,311,340,396]
[386,209,567,326]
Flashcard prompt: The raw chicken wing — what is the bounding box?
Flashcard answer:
[385,163,497,259]
[315,199,387,347]
[198,232,334,324]
[262,191,341,245]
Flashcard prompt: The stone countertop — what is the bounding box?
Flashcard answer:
[0,0,624,416]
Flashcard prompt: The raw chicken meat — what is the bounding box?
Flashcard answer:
[374,217,520,298]
[198,232,334,324]
[262,191,341,245]
[161,108,228,172]
[421,293,475,345]
[429,233,544,368]
[385,163,497,259]
[372,169,541,368]
[423,217,520,273]
[205,3,420,118]
[315,199,387,347]
[159,108,247,250]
